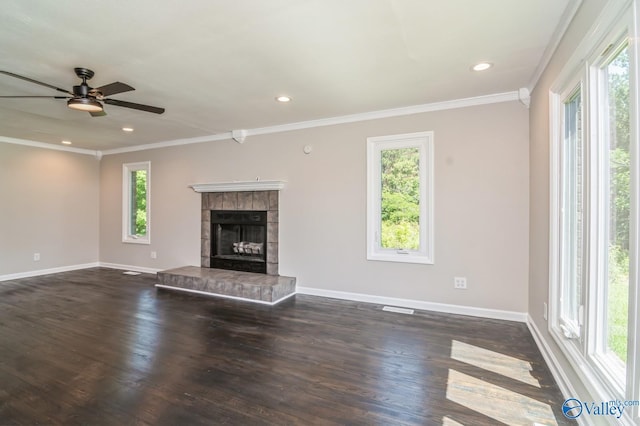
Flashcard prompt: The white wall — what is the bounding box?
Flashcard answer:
[100,100,530,313]
[0,143,100,276]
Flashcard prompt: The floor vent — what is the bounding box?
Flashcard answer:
[382,306,414,315]
[122,271,142,276]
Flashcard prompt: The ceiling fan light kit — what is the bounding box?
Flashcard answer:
[67,97,103,112]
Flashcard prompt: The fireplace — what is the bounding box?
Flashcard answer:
[211,210,267,273]
[199,188,280,276]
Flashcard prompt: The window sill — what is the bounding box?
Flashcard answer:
[367,252,433,265]
[122,236,150,245]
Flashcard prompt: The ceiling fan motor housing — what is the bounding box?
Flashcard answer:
[73,84,90,97]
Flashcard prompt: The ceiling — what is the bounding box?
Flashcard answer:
[0,0,575,152]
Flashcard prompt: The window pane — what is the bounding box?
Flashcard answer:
[560,89,583,334]
[380,147,420,250]
[130,170,147,237]
[605,46,630,363]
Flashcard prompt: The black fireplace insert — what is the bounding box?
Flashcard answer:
[211,210,267,273]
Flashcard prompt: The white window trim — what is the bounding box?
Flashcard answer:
[122,161,151,245]
[548,0,639,416]
[366,131,434,265]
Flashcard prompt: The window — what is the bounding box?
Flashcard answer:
[122,161,150,244]
[367,131,434,264]
[549,4,638,409]
[592,41,631,380]
[559,86,584,341]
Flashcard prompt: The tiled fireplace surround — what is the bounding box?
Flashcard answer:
[155,185,295,305]
[200,190,279,275]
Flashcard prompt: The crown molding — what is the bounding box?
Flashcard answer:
[101,90,520,156]
[0,135,101,157]
[245,91,519,138]
[3,90,521,157]
[101,133,232,156]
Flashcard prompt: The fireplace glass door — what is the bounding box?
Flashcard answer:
[211,211,267,273]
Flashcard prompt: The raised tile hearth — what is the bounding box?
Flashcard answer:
[156,266,296,305]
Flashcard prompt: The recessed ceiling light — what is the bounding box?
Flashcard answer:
[276,95,291,103]
[472,62,493,71]
[122,127,134,132]
[61,140,72,145]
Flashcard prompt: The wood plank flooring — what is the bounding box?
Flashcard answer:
[0,268,574,425]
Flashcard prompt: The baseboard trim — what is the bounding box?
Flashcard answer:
[296,286,527,322]
[526,315,591,424]
[98,262,162,274]
[0,262,100,282]
[155,283,296,306]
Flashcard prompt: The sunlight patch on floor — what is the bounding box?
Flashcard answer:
[446,369,556,426]
[442,416,464,426]
[451,340,540,388]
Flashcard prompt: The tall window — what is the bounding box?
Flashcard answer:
[367,131,434,264]
[598,44,630,369]
[122,161,150,244]
[549,7,638,410]
[559,87,583,340]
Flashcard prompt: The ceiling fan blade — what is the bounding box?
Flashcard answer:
[0,95,69,99]
[93,82,134,97]
[104,98,165,114]
[90,110,107,117]
[0,70,72,95]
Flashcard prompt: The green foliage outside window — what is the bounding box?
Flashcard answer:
[607,47,630,362]
[380,147,420,250]
[131,170,147,236]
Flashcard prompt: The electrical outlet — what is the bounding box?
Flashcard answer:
[150,251,157,259]
[543,302,548,321]
[454,277,467,289]
[33,253,40,261]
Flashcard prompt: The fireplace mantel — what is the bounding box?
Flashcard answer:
[190,180,286,193]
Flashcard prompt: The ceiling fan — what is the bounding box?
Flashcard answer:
[0,67,165,116]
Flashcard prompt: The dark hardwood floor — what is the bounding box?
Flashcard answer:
[0,268,573,425]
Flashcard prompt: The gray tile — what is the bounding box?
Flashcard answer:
[158,266,296,303]
[222,192,238,210]
[201,221,211,240]
[262,285,273,301]
[252,191,268,210]
[268,191,279,211]
[267,243,278,263]
[201,239,210,257]
[201,193,210,210]
[238,192,253,210]
[201,257,210,268]
[267,223,278,243]
[242,284,260,300]
[201,209,211,224]
[267,210,278,223]
[209,193,224,210]
[266,262,278,276]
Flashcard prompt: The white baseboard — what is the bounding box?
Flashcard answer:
[526,315,591,425]
[526,315,576,399]
[296,286,527,322]
[0,262,100,282]
[98,262,161,274]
